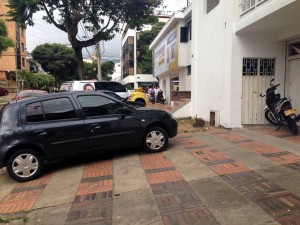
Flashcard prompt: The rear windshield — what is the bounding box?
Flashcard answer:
[0,103,19,128]
[94,82,126,92]
[60,82,74,92]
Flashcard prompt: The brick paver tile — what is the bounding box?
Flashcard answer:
[209,162,251,175]
[147,171,183,184]
[238,141,283,155]
[77,180,113,195]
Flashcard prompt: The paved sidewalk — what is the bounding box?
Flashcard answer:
[0,124,300,224]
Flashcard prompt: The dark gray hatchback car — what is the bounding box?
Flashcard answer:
[0,91,177,182]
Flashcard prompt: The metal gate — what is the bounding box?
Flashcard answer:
[241,58,275,124]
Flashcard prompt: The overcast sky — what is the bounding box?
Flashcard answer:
[26,0,191,61]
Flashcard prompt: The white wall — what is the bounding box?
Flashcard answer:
[192,0,287,128]
[192,0,235,126]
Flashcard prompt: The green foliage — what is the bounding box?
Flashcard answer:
[31,43,78,83]
[0,19,14,55]
[101,61,115,80]
[84,60,115,81]
[7,0,163,79]
[137,22,165,74]
[18,70,55,91]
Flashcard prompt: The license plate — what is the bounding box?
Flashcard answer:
[284,108,296,116]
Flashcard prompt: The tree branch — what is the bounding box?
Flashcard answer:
[41,0,66,32]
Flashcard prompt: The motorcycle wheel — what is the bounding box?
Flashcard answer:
[287,117,298,135]
[265,109,279,126]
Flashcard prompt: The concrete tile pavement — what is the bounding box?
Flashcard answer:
[0,125,300,224]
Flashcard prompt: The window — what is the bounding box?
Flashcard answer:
[94,82,126,92]
[180,20,192,43]
[26,98,77,122]
[206,0,220,14]
[77,95,124,117]
[42,98,77,121]
[26,102,44,122]
[22,58,26,67]
[242,58,275,76]
[187,65,191,75]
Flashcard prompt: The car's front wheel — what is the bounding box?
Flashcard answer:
[143,127,169,153]
[7,149,43,182]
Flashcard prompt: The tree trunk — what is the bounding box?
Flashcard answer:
[74,47,85,80]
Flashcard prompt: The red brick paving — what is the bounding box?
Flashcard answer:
[76,179,113,195]
[238,141,283,155]
[0,174,53,215]
[147,170,183,184]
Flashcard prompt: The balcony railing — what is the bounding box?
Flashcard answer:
[240,0,268,15]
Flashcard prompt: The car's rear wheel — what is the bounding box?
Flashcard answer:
[143,127,168,153]
[7,149,43,182]
[135,99,146,106]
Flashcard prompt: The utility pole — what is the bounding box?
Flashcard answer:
[95,42,102,80]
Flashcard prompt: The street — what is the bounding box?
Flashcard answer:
[0,125,300,225]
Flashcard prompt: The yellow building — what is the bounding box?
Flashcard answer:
[0,0,27,92]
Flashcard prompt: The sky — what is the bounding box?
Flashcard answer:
[26,0,190,61]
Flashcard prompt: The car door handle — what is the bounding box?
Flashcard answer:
[35,130,47,136]
[91,124,101,129]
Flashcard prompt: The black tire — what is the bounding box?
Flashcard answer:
[143,127,169,153]
[265,109,279,126]
[287,118,298,135]
[7,149,43,182]
[135,99,146,106]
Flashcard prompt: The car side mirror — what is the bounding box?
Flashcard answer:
[121,106,131,114]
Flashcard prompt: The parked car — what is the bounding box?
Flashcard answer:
[12,90,48,101]
[0,87,9,96]
[128,91,149,106]
[60,80,129,99]
[98,90,145,107]
[0,91,178,182]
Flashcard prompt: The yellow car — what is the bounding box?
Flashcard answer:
[128,91,149,106]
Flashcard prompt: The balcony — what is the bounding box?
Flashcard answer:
[240,0,268,15]
[235,0,300,38]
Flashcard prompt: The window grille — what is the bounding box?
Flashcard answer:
[243,58,275,76]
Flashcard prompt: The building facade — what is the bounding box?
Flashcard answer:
[191,0,300,128]
[121,13,172,90]
[0,0,27,91]
[150,5,192,107]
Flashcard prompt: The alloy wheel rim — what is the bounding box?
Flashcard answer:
[146,131,165,150]
[12,154,39,178]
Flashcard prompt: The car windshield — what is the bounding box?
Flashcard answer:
[102,91,122,100]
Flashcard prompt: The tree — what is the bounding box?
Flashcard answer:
[0,19,14,55]
[84,60,115,80]
[101,61,115,80]
[137,22,165,74]
[18,70,55,91]
[31,43,78,84]
[7,0,162,80]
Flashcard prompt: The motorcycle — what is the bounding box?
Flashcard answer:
[260,78,300,135]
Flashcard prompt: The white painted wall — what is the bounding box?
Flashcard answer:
[192,0,288,128]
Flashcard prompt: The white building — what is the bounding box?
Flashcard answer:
[151,0,300,128]
[191,0,300,128]
[111,63,122,83]
[121,13,172,90]
[150,5,192,106]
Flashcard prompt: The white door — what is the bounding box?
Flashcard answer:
[287,59,300,114]
[241,58,275,124]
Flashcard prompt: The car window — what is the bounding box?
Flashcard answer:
[59,82,74,92]
[94,82,126,92]
[26,98,77,122]
[26,102,44,122]
[77,95,124,117]
[103,92,122,100]
[42,98,77,121]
